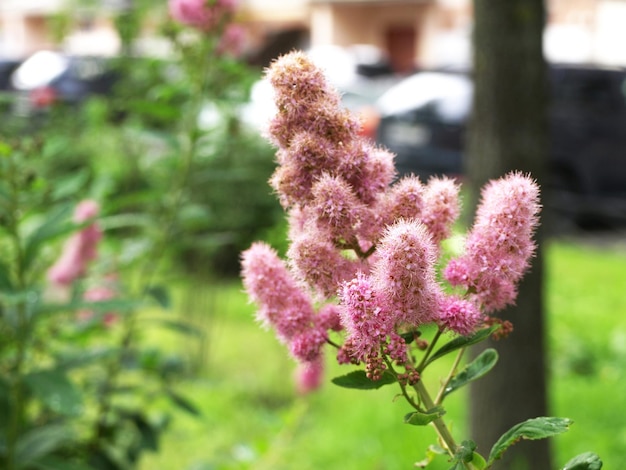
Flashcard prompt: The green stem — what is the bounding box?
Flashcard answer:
[413,379,458,457]
[435,347,466,405]
[5,151,29,470]
[416,329,442,373]
[382,355,421,411]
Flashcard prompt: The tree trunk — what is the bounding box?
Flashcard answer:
[468,1,551,469]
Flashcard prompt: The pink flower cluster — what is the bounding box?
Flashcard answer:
[169,0,238,32]
[444,172,541,312]
[241,242,331,377]
[47,200,102,286]
[241,52,541,392]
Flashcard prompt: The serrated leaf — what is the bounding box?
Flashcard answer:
[331,370,396,390]
[443,349,498,398]
[487,417,573,465]
[424,326,498,368]
[404,406,446,426]
[561,452,603,470]
[23,370,83,416]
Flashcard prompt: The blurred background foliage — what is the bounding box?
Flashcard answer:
[0,2,284,469]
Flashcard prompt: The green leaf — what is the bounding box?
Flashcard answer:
[404,406,446,426]
[400,330,421,345]
[331,370,397,390]
[166,389,202,417]
[561,452,603,470]
[455,440,477,462]
[15,424,73,468]
[425,326,498,368]
[32,456,93,470]
[22,204,74,271]
[151,318,202,337]
[145,285,171,309]
[39,298,141,316]
[55,347,120,371]
[470,452,487,469]
[487,417,573,465]
[23,370,83,416]
[98,213,152,231]
[0,260,13,292]
[415,445,447,468]
[51,170,90,201]
[443,349,499,398]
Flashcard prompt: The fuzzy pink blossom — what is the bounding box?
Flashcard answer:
[169,0,236,31]
[382,175,425,226]
[438,296,482,336]
[371,220,442,327]
[310,173,366,242]
[241,242,315,342]
[47,200,102,286]
[289,326,327,362]
[444,172,541,312]
[338,272,391,361]
[287,233,359,298]
[421,176,461,245]
[339,144,396,205]
[316,304,343,332]
[295,359,324,394]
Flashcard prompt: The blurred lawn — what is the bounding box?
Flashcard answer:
[139,240,626,469]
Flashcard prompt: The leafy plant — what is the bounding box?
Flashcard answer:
[0,1,272,468]
[240,51,602,469]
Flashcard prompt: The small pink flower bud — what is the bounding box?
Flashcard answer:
[295,359,324,394]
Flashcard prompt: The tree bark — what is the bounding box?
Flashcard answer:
[468,1,551,469]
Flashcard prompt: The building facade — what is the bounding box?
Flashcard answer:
[2,0,626,68]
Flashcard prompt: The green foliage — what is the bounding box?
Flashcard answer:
[331,370,396,390]
[404,407,446,426]
[561,452,603,470]
[0,1,276,468]
[442,348,498,398]
[487,417,572,465]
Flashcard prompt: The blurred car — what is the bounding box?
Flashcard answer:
[375,64,626,224]
[10,50,117,116]
[0,58,22,91]
[0,57,23,116]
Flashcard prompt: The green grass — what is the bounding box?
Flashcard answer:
[139,240,626,469]
[547,241,626,468]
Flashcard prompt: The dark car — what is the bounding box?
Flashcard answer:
[0,58,22,91]
[375,64,626,224]
[10,50,117,116]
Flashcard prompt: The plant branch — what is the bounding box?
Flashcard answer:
[435,347,466,405]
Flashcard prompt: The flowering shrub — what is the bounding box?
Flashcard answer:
[241,51,602,469]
